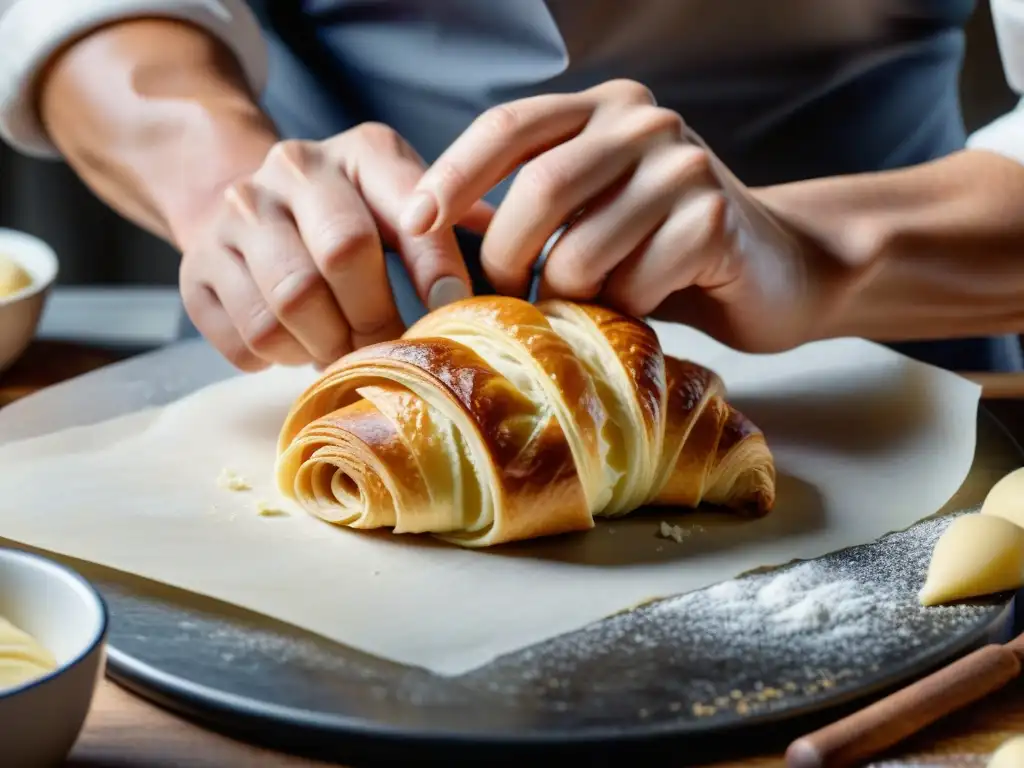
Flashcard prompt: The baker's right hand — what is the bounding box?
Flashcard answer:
[177,123,494,371]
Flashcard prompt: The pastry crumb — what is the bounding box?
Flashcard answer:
[658,521,687,543]
[256,500,289,518]
[657,520,705,543]
[217,468,251,492]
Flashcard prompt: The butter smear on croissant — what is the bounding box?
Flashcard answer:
[276,297,776,548]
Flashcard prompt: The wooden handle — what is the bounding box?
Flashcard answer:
[959,372,1024,400]
[785,644,1021,768]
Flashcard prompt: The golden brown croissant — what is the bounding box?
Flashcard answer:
[275,297,775,547]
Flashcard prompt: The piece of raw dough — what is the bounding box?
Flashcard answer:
[988,735,1024,768]
[0,615,57,691]
[217,468,251,492]
[0,254,32,299]
[919,514,1024,606]
[981,467,1024,529]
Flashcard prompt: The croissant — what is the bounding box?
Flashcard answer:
[275,297,775,548]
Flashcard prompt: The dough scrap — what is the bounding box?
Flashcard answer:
[0,615,57,691]
[988,735,1024,768]
[0,255,31,299]
[217,468,251,492]
[981,466,1024,529]
[256,500,288,517]
[919,513,1024,606]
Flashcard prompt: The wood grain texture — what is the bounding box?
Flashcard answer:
[1,341,1023,767]
[67,682,329,767]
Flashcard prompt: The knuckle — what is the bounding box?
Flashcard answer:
[605,78,657,105]
[265,139,315,171]
[476,103,522,141]
[517,159,570,206]
[844,216,901,265]
[659,145,713,188]
[316,226,379,274]
[222,178,265,223]
[351,121,404,154]
[695,192,730,252]
[706,192,729,234]
[621,105,684,142]
[267,268,323,318]
[241,314,282,354]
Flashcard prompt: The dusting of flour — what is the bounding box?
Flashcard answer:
[112,512,1011,729]
[457,511,1012,723]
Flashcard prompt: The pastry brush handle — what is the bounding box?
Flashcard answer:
[786,643,1021,768]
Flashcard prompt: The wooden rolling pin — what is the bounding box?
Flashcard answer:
[786,632,1024,768]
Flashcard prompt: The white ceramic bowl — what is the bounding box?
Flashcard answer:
[0,228,59,373]
[0,548,107,766]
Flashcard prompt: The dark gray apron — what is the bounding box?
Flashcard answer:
[180,0,1021,372]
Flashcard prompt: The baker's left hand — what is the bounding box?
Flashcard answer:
[401,79,836,353]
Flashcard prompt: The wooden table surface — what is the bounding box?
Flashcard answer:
[2,341,1023,768]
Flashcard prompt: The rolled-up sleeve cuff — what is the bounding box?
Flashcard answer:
[0,0,268,158]
[967,99,1024,166]
[972,1,1024,166]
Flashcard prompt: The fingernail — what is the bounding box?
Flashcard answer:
[400,192,438,235]
[427,276,471,311]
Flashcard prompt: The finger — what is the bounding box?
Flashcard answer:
[541,143,712,300]
[331,125,474,310]
[250,143,400,351]
[204,242,312,366]
[482,106,683,296]
[180,279,268,373]
[405,80,659,236]
[230,211,356,364]
[402,93,596,236]
[603,189,728,317]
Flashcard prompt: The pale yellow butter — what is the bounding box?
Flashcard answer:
[919,513,1024,606]
[0,255,32,299]
[988,736,1024,768]
[0,615,57,692]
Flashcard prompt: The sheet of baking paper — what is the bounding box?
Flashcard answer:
[0,326,981,676]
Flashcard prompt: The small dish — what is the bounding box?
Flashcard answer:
[0,547,107,766]
[0,228,59,373]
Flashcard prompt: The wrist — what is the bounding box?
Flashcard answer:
[156,108,278,251]
[753,150,1024,343]
[38,18,278,247]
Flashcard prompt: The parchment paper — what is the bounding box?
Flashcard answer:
[0,324,981,676]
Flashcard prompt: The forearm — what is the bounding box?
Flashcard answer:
[755,149,1024,343]
[38,18,278,248]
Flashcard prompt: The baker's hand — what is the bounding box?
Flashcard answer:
[402,79,832,353]
[177,124,494,371]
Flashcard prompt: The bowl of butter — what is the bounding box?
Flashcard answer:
[0,228,59,373]
[0,547,107,765]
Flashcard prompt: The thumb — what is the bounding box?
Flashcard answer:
[335,129,476,312]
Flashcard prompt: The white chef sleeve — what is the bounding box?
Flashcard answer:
[968,0,1024,165]
[0,0,268,158]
